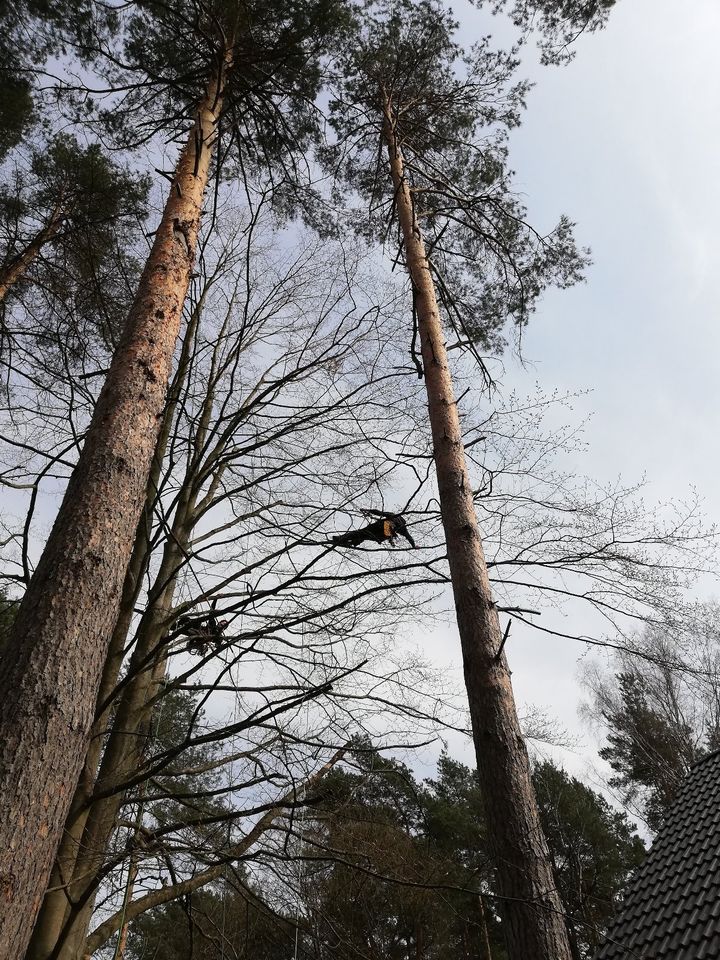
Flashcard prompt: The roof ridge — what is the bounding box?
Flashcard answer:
[690,746,720,769]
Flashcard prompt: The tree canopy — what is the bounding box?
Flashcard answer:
[121,745,644,960]
[8,3,720,960]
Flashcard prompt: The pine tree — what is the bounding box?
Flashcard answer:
[592,671,698,833]
[325,3,607,956]
[0,135,149,306]
[0,2,347,954]
[196,745,642,960]
[582,614,720,832]
[533,760,645,958]
[0,0,100,157]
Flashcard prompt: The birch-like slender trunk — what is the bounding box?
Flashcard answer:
[114,858,137,960]
[0,53,232,959]
[112,786,144,960]
[381,96,573,960]
[0,201,66,303]
[478,895,493,960]
[82,749,346,956]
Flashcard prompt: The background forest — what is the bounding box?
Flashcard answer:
[1,0,719,958]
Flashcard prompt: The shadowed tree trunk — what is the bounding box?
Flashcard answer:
[47,511,198,959]
[0,51,232,959]
[479,895,493,960]
[39,280,231,960]
[381,93,573,960]
[0,201,65,303]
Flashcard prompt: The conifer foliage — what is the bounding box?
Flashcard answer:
[325,4,592,956]
[0,2,347,955]
[0,1,628,957]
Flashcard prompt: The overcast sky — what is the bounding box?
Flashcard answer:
[5,0,716,804]
[413,0,720,786]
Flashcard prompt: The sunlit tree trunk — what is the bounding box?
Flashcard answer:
[25,245,209,960]
[381,94,573,960]
[0,52,232,960]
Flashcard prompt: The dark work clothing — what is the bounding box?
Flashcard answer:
[331,514,416,549]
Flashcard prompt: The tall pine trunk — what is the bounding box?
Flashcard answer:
[48,536,192,959]
[0,53,231,959]
[0,201,65,303]
[39,300,224,960]
[381,98,573,960]
[24,258,208,960]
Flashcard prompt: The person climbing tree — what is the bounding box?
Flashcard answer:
[323,3,618,957]
[175,607,229,656]
[331,511,416,549]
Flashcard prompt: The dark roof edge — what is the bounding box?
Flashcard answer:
[690,746,720,769]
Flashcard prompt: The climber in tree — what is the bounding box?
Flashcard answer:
[174,601,229,656]
[331,510,416,549]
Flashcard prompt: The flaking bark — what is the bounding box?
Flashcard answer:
[0,53,231,960]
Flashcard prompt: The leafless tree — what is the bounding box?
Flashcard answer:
[0,204,458,960]
[1,191,714,959]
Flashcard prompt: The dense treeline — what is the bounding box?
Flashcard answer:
[121,740,644,960]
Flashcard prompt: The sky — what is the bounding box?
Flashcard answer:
[408,0,720,788]
[503,0,720,495]
[4,0,718,812]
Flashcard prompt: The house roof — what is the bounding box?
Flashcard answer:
[595,749,720,959]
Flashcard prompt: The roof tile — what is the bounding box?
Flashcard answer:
[595,750,720,959]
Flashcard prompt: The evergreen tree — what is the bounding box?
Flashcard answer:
[533,760,645,958]
[325,4,606,956]
[168,746,641,960]
[0,0,101,157]
[598,673,697,833]
[124,888,295,960]
[497,0,617,64]
[280,747,506,960]
[0,136,149,307]
[583,614,720,832]
[0,3,348,954]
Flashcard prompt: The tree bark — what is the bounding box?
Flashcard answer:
[478,895,493,960]
[25,273,208,960]
[50,564,185,959]
[50,339,226,959]
[380,96,573,960]
[0,53,232,960]
[114,856,136,960]
[0,201,65,303]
